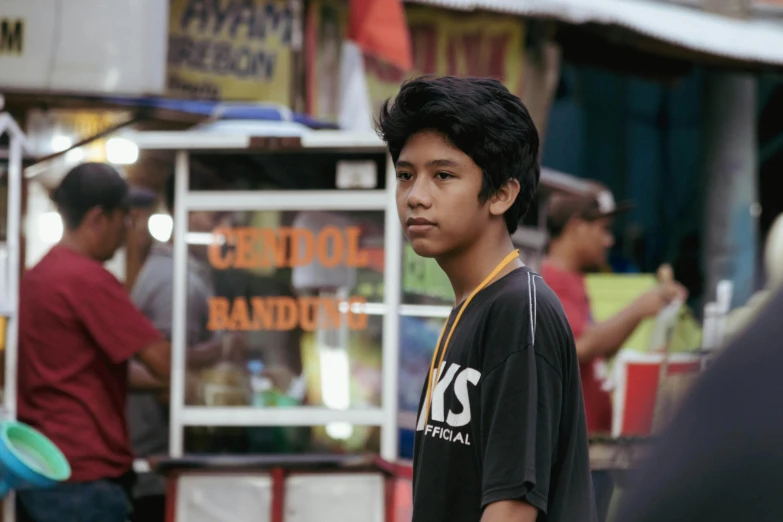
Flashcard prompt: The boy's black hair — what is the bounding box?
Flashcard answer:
[52,162,129,230]
[376,75,540,234]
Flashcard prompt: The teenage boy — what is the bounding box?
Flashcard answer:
[377,76,597,522]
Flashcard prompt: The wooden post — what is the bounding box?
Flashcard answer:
[521,21,562,153]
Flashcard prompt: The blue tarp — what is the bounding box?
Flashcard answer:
[102,96,339,130]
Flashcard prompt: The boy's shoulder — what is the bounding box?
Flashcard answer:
[475,267,573,369]
[482,267,565,319]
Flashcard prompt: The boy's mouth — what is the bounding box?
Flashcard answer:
[406,217,436,235]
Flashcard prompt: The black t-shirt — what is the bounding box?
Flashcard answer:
[614,287,783,522]
[412,267,597,522]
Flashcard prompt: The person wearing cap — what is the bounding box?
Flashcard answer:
[129,185,159,209]
[126,185,160,285]
[541,180,686,519]
[17,163,171,522]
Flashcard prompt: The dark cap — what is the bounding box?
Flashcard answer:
[546,180,633,238]
[129,186,159,209]
[53,162,130,229]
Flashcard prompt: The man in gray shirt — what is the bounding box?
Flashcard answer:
[127,195,243,522]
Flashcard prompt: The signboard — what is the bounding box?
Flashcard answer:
[192,215,384,456]
[167,0,296,103]
[206,225,369,332]
[306,2,525,123]
[0,0,167,95]
[365,7,526,114]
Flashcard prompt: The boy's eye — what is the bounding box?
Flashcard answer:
[435,172,453,180]
[396,171,413,181]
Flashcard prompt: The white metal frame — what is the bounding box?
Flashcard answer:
[185,190,387,211]
[0,112,31,522]
[128,130,390,151]
[150,133,404,460]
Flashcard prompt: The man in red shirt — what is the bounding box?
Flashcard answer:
[17,163,171,522]
[540,180,685,520]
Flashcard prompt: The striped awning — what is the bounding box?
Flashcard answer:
[407,0,783,68]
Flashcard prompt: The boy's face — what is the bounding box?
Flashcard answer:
[395,130,498,258]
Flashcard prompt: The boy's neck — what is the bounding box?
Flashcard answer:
[437,229,522,305]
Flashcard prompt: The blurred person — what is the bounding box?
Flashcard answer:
[378,76,597,522]
[127,174,247,522]
[613,285,783,522]
[126,185,159,283]
[724,212,783,343]
[540,181,686,520]
[542,184,688,431]
[17,163,170,522]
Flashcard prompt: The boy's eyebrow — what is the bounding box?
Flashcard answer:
[396,159,459,169]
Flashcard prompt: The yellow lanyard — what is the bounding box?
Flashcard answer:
[421,249,521,426]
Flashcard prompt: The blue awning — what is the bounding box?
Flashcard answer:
[101,96,339,130]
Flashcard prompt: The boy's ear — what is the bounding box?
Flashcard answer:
[489,179,521,217]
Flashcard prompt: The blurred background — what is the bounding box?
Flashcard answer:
[1,0,783,520]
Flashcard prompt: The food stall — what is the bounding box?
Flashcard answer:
[126,127,402,521]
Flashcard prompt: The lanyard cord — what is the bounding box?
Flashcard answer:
[421,249,521,427]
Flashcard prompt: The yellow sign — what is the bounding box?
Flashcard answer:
[586,274,658,352]
[585,274,701,354]
[167,0,294,103]
[364,6,526,116]
[306,2,525,123]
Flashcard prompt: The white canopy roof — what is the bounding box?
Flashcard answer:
[408,0,783,67]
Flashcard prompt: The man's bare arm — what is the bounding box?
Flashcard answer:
[128,358,168,391]
[188,334,249,370]
[576,305,646,362]
[187,338,223,369]
[481,500,538,522]
[136,339,171,383]
[576,282,687,363]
